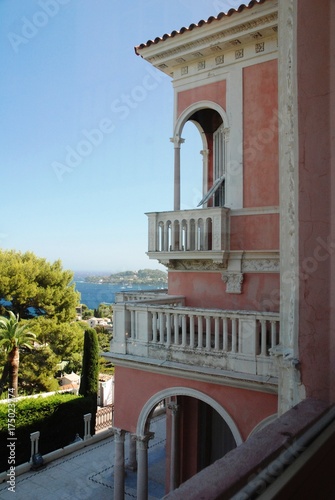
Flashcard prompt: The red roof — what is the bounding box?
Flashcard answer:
[135,0,269,55]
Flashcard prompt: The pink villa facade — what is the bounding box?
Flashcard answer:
[107,0,335,498]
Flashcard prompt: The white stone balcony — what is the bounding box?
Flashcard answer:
[111,295,280,379]
[146,207,230,263]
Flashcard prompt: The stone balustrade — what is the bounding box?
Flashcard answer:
[111,299,280,378]
[146,207,230,261]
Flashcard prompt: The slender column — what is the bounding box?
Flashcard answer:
[170,136,185,211]
[200,149,209,207]
[168,403,180,491]
[113,428,126,500]
[136,433,154,500]
[127,433,137,471]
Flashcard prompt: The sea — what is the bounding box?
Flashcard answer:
[73,273,166,310]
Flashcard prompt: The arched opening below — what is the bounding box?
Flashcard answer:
[139,392,239,495]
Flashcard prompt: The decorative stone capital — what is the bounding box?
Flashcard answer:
[167,403,179,415]
[170,135,185,147]
[222,272,244,293]
[113,428,126,443]
[136,432,154,450]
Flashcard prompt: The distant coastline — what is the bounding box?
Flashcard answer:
[73,269,167,309]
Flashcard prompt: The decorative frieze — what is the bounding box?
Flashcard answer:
[222,272,244,294]
[242,258,279,273]
[164,259,228,271]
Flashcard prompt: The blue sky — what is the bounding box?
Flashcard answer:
[1,0,241,273]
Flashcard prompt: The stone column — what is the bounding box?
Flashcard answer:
[136,432,154,500]
[168,402,180,491]
[170,135,185,211]
[127,433,137,471]
[113,428,126,500]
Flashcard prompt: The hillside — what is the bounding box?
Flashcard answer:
[84,268,167,285]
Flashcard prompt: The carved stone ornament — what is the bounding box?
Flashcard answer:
[222,272,244,294]
[163,259,228,271]
[242,258,280,273]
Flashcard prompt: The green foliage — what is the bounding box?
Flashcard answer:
[95,325,113,352]
[94,303,113,318]
[0,311,36,352]
[81,304,93,319]
[0,393,93,472]
[0,250,79,321]
[28,317,85,372]
[19,345,60,394]
[0,311,36,396]
[79,328,99,398]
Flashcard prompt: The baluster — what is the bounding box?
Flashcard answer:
[152,313,157,343]
[181,315,187,346]
[197,316,203,348]
[223,317,228,351]
[189,315,195,348]
[205,316,211,350]
[166,313,171,346]
[159,312,164,343]
[130,310,135,339]
[173,314,179,345]
[261,319,267,355]
[232,318,237,353]
[214,317,220,350]
[271,320,277,351]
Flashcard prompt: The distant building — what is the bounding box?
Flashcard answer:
[107,0,335,498]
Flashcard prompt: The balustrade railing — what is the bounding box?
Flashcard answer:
[146,207,230,254]
[111,299,280,377]
[95,404,114,432]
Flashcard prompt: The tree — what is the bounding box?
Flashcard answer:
[79,328,99,435]
[0,311,36,397]
[0,250,79,321]
[79,328,99,398]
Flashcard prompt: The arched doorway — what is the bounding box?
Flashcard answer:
[136,387,242,495]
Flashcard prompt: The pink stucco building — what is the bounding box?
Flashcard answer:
[107,0,335,498]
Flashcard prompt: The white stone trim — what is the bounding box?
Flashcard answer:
[136,386,243,445]
[278,0,305,413]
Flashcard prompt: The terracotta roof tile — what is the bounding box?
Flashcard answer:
[135,0,268,55]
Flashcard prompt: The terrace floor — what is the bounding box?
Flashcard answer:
[0,415,166,500]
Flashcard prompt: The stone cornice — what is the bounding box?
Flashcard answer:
[106,353,278,395]
[137,8,278,77]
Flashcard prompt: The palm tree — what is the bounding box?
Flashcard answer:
[0,311,36,397]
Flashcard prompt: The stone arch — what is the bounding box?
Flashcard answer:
[136,386,243,445]
[173,100,229,143]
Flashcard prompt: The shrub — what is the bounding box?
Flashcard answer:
[0,393,93,472]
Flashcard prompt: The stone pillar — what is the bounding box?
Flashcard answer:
[136,432,154,500]
[83,413,91,441]
[127,433,137,471]
[30,431,40,462]
[168,402,180,491]
[170,135,185,211]
[113,428,126,500]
